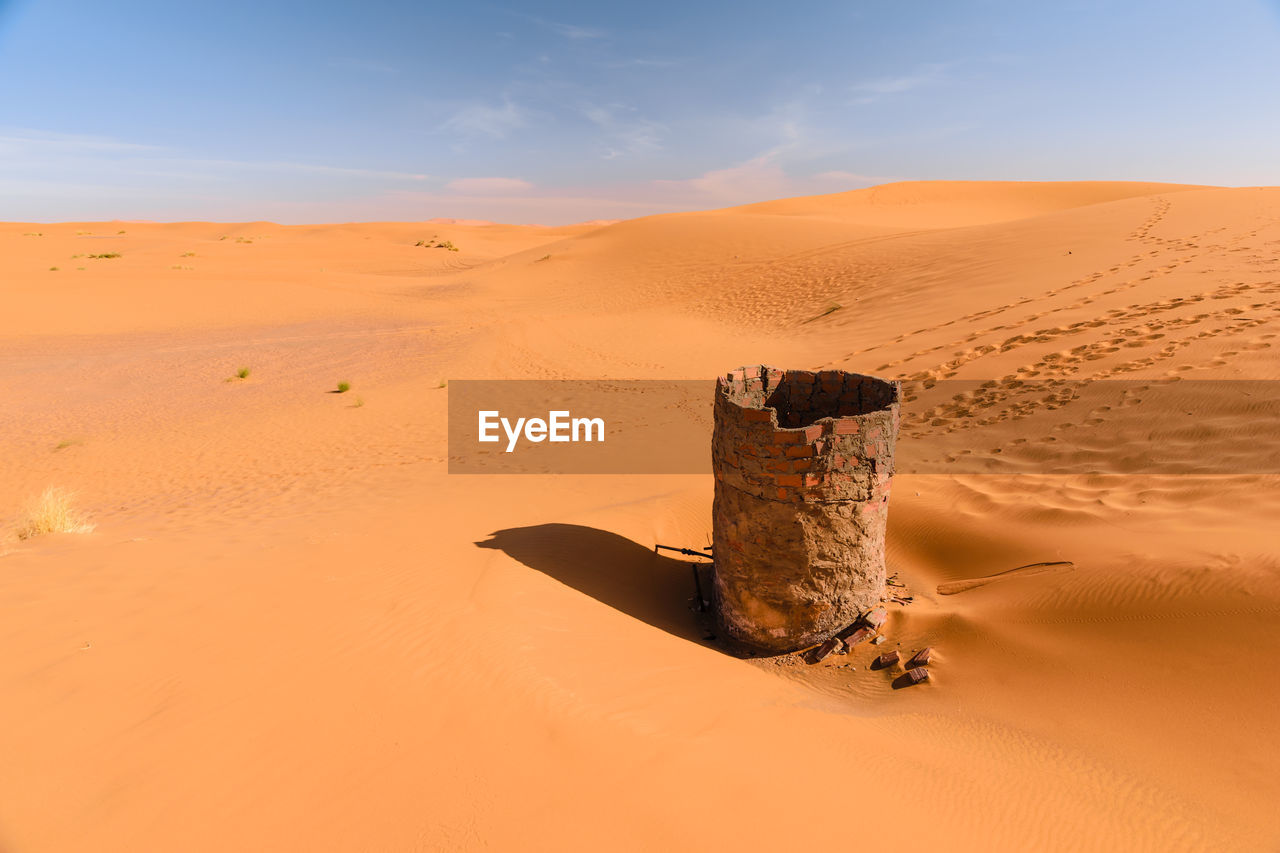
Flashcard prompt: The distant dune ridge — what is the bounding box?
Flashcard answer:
[2,180,1279,851]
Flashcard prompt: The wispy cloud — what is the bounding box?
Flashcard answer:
[445,177,533,194]
[0,126,435,222]
[600,57,680,69]
[547,21,605,40]
[652,155,790,204]
[509,10,606,40]
[0,128,163,154]
[651,153,887,207]
[441,99,528,138]
[689,157,790,199]
[812,170,880,185]
[328,58,397,74]
[179,158,430,181]
[0,129,431,182]
[580,103,664,159]
[850,63,950,104]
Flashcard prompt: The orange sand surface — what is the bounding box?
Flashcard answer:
[2,181,1278,851]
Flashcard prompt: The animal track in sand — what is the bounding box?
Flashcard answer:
[895,285,1260,391]
[898,297,1280,440]
[847,205,1280,378]
[859,252,1213,375]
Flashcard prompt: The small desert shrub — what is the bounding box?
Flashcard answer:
[414,236,458,251]
[49,266,59,271]
[180,252,196,257]
[235,237,253,244]
[22,232,43,237]
[117,230,126,234]
[351,396,364,408]
[15,487,94,540]
[535,254,551,262]
[235,367,251,379]
[336,381,351,394]
[805,303,842,323]
[87,253,121,259]
[437,379,448,389]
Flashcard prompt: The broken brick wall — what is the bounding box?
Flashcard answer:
[711,365,901,653]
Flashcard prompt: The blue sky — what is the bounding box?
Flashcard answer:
[2,0,1279,223]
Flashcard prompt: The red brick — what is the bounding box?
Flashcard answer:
[737,443,759,457]
[776,487,790,501]
[834,417,861,435]
[865,425,884,441]
[772,430,804,445]
[775,474,802,487]
[804,473,824,487]
[740,408,773,423]
[785,444,816,458]
[803,424,825,442]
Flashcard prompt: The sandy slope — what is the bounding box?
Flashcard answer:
[2,181,1279,851]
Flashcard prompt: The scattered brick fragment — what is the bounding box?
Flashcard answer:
[906,647,933,669]
[892,667,930,689]
[842,626,873,647]
[871,650,900,670]
[808,636,843,664]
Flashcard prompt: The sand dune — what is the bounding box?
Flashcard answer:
[731,179,1214,227]
[2,181,1278,851]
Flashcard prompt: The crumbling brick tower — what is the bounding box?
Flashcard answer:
[711,365,902,653]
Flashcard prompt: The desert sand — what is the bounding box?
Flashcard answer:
[2,180,1278,850]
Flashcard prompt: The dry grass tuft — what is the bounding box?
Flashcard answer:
[15,487,95,540]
